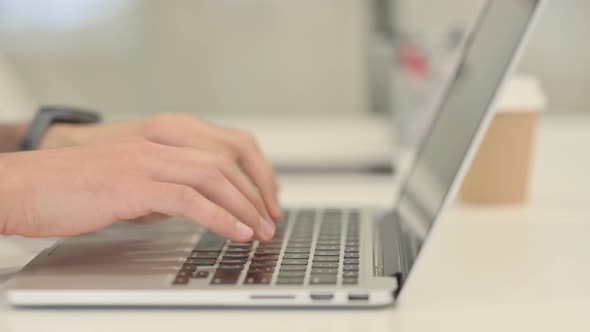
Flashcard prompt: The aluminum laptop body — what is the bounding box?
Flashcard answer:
[5,0,543,308]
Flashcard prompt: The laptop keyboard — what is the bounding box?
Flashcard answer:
[172,209,360,286]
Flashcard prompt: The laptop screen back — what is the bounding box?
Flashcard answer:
[395,0,541,269]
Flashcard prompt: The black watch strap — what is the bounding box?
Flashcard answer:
[20,106,102,151]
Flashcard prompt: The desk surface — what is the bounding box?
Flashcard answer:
[1,113,590,331]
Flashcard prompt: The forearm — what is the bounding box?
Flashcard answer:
[0,123,27,152]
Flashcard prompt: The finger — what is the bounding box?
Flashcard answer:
[213,130,282,220]
[239,152,281,220]
[217,161,272,222]
[143,133,273,221]
[146,151,275,241]
[143,116,281,219]
[145,182,254,242]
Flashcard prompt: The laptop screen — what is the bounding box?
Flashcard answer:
[395,0,541,268]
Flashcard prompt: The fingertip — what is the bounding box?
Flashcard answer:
[271,208,282,221]
[258,217,275,241]
[235,222,254,241]
[270,198,282,221]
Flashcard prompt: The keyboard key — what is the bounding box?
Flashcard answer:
[255,249,281,255]
[244,273,273,285]
[316,240,340,246]
[309,275,337,285]
[280,265,307,271]
[277,278,305,285]
[225,248,251,253]
[323,209,342,219]
[220,259,248,265]
[280,210,291,221]
[278,271,306,278]
[250,261,277,267]
[310,268,338,275]
[288,239,312,244]
[315,245,340,251]
[343,271,359,278]
[344,259,359,265]
[344,247,359,253]
[284,248,310,254]
[190,251,219,259]
[217,264,244,271]
[248,266,275,273]
[342,278,358,285]
[313,256,339,262]
[228,243,252,248]
[344,253,360,259]
[314,251,340,256]
[223,254,250,259]
[193,271,210,279]
[283,253,310,259]
[281,259,308,265]
[185,258,216,266]
[252,255,279,262]
[173,276,189,285]
[343,265,359,271]
[312,262,339,269]
[211,270,241,285]
[258,243,282,249]
[286,243,311,248]
[180,265,196,272]
[195,233,226,252]
[176,270,192,278]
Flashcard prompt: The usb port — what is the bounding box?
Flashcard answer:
[310,293,334,301]
[348,294,369,301]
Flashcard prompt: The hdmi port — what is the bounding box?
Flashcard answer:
[310,293,334,301]
[348,294,369,301]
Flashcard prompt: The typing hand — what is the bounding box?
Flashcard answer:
[39,113,281,221]
[0,137,276,241]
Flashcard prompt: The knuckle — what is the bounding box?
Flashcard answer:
[141,113,191,137]
[232,129,258,148]
[197,166,225,187]
[202,151,233,169]
[175,186,199,207]
[114,137,155,162]
[214,153,232,166]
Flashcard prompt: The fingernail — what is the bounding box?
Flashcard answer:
[236,222,254,239]
[260,217,275,239]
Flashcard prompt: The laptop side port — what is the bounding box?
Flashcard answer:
[348,294,370,301]
[310,293,334,301]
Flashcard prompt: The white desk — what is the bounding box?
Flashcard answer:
[1,113,590,331]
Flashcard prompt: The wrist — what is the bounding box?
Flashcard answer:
[0,123,27,152]
[0,153,22,235]
[39,123,84,149]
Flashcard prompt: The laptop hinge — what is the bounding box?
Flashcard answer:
[375,210,409,297]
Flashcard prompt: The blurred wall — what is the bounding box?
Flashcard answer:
[0,0,368,119]
[0,0,587,120]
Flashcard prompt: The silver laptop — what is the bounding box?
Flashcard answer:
[5,0,543,308]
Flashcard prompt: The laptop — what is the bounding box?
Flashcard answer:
[5,0,543,307]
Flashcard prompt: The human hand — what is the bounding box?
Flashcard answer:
[0,137,276,241]
[39,113,281,221]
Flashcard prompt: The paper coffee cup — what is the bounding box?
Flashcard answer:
[460,75,547,205]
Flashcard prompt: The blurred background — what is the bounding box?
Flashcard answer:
[0,0,586,169]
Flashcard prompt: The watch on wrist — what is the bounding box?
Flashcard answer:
[20,106,102,151]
